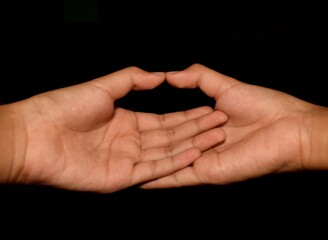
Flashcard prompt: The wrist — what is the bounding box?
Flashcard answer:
[0,103,27,183]
[302,106,328,170]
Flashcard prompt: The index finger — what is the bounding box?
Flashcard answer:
[165,63,241,101]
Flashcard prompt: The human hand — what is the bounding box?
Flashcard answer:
[142,64,327,188]
[1,66,227,193]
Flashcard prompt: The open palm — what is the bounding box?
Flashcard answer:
[13,67,227,192]
[142,64,315,188]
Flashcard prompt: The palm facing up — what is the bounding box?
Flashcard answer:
[11,67,227,192]
[142,64,317,188]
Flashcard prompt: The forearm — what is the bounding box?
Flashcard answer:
[0,103,26,183]
[302,106,328,170]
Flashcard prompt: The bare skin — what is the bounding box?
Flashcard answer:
[142,64,328,189]
[0,66,227,193]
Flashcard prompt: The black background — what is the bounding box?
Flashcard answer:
[0,1,327,232]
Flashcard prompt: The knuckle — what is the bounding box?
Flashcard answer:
[164,146,173,158]
[166,129,176,145]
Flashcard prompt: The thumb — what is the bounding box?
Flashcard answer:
[166,63,240,101]
[91,66,165,100]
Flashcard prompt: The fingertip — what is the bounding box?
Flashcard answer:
[197,110,228,130]
[131,70,165,91]
[211,127,227,144]
[223,113,229,123]
[165,71,195,89]
[184,147,202,162]
[148,72,165,85]
[197,106,214,114]
[213,110,229,124]
[150,72,165,77]
[174,147,201,167]
[124,66,164,80]
[191,147,202,158]
[214,128,226,142]
[165,71,181,81]
[193,127,226,151]
[185,106,214,120]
